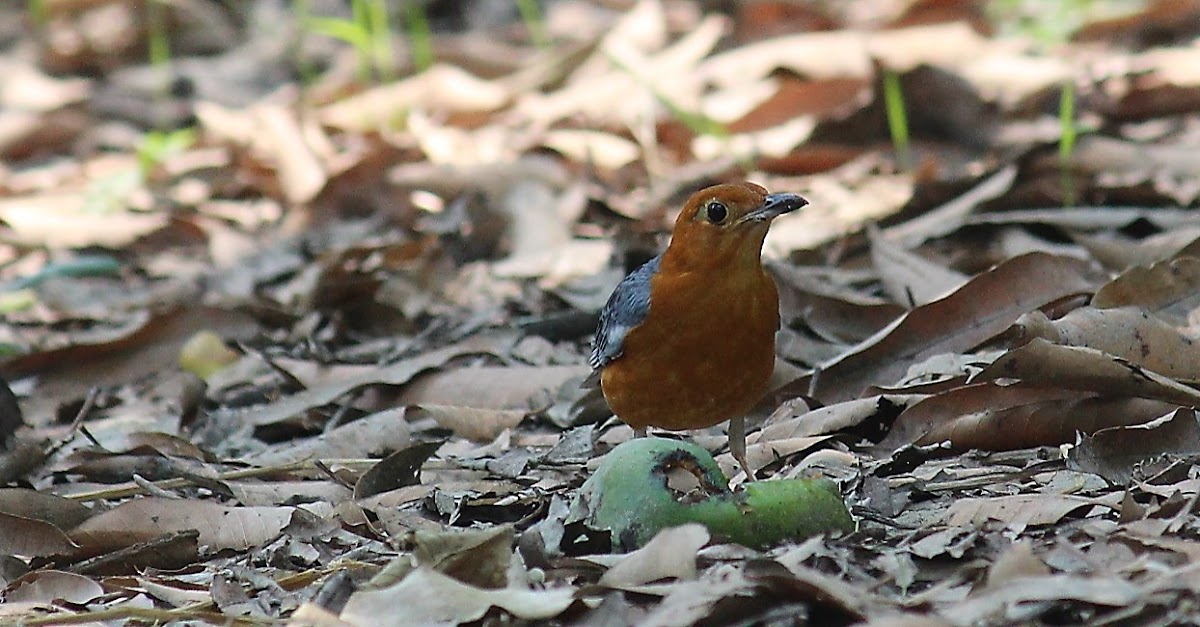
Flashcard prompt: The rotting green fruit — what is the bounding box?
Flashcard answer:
[570,437,854,551]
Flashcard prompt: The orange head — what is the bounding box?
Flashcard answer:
[660,182,808,273]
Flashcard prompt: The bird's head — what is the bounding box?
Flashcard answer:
[663,182,808,272]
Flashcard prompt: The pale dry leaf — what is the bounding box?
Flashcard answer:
[760,395,926,440]
[399,365,589,410]
[939,575,1140,626]
[958,50,1071,106]
[0,194,168,248]
[0,56,90,111]
[135,577,213,608]
[69,498,304,552]
[408,405,526,442]
[946,492,1123,529]
[599,524,708,588]
[516,13,722,127]
[883,166,1017,248]
[698,31,873,87]
[229,480,352,508]
[691,117,817,162]
[868,23,992,72]
[766,171,913,256]
[4,570,103,605]
[340,567,575,626]
[540,129,641,170]
[235,333,516,428]
[637,564,756,627]
[1134,46,1200,87]
[245,407,412,466]
[253,105,327,205]
[321,65,511,132]
[984,541,1050,589]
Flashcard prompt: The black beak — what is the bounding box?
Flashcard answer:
[738,193,809,224]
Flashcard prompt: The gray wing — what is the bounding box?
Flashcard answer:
[588,255,661,372]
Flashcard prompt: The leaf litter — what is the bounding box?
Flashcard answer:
[4,0,1200,625]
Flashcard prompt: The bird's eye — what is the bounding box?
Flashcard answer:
[705,200,728,224]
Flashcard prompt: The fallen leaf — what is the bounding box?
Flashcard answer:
[599,524,709,587]
[340,567,576,626]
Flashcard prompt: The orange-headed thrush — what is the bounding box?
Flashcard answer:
[589,182,809,479]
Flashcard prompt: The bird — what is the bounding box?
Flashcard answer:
[588,182,808,480]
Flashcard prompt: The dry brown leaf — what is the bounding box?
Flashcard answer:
[0,488,92,529]
[984,541,1050,589]
[868,224,968,306]
[773,265,905,344]
[976,339,1200,406]
[1072,228,1200,271]
[880,385,1176,454]
[1093,256,1200,329]
[0,512,79,557]
[1069,408,1200,484]
[802,253,1098,403]
[2,306,259,425]
[1013,307,1200,380]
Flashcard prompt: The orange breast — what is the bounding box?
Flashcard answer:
[599,268,779,431]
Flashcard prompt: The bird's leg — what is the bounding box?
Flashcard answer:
[634,427,647,438]
[729,416,755,481]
